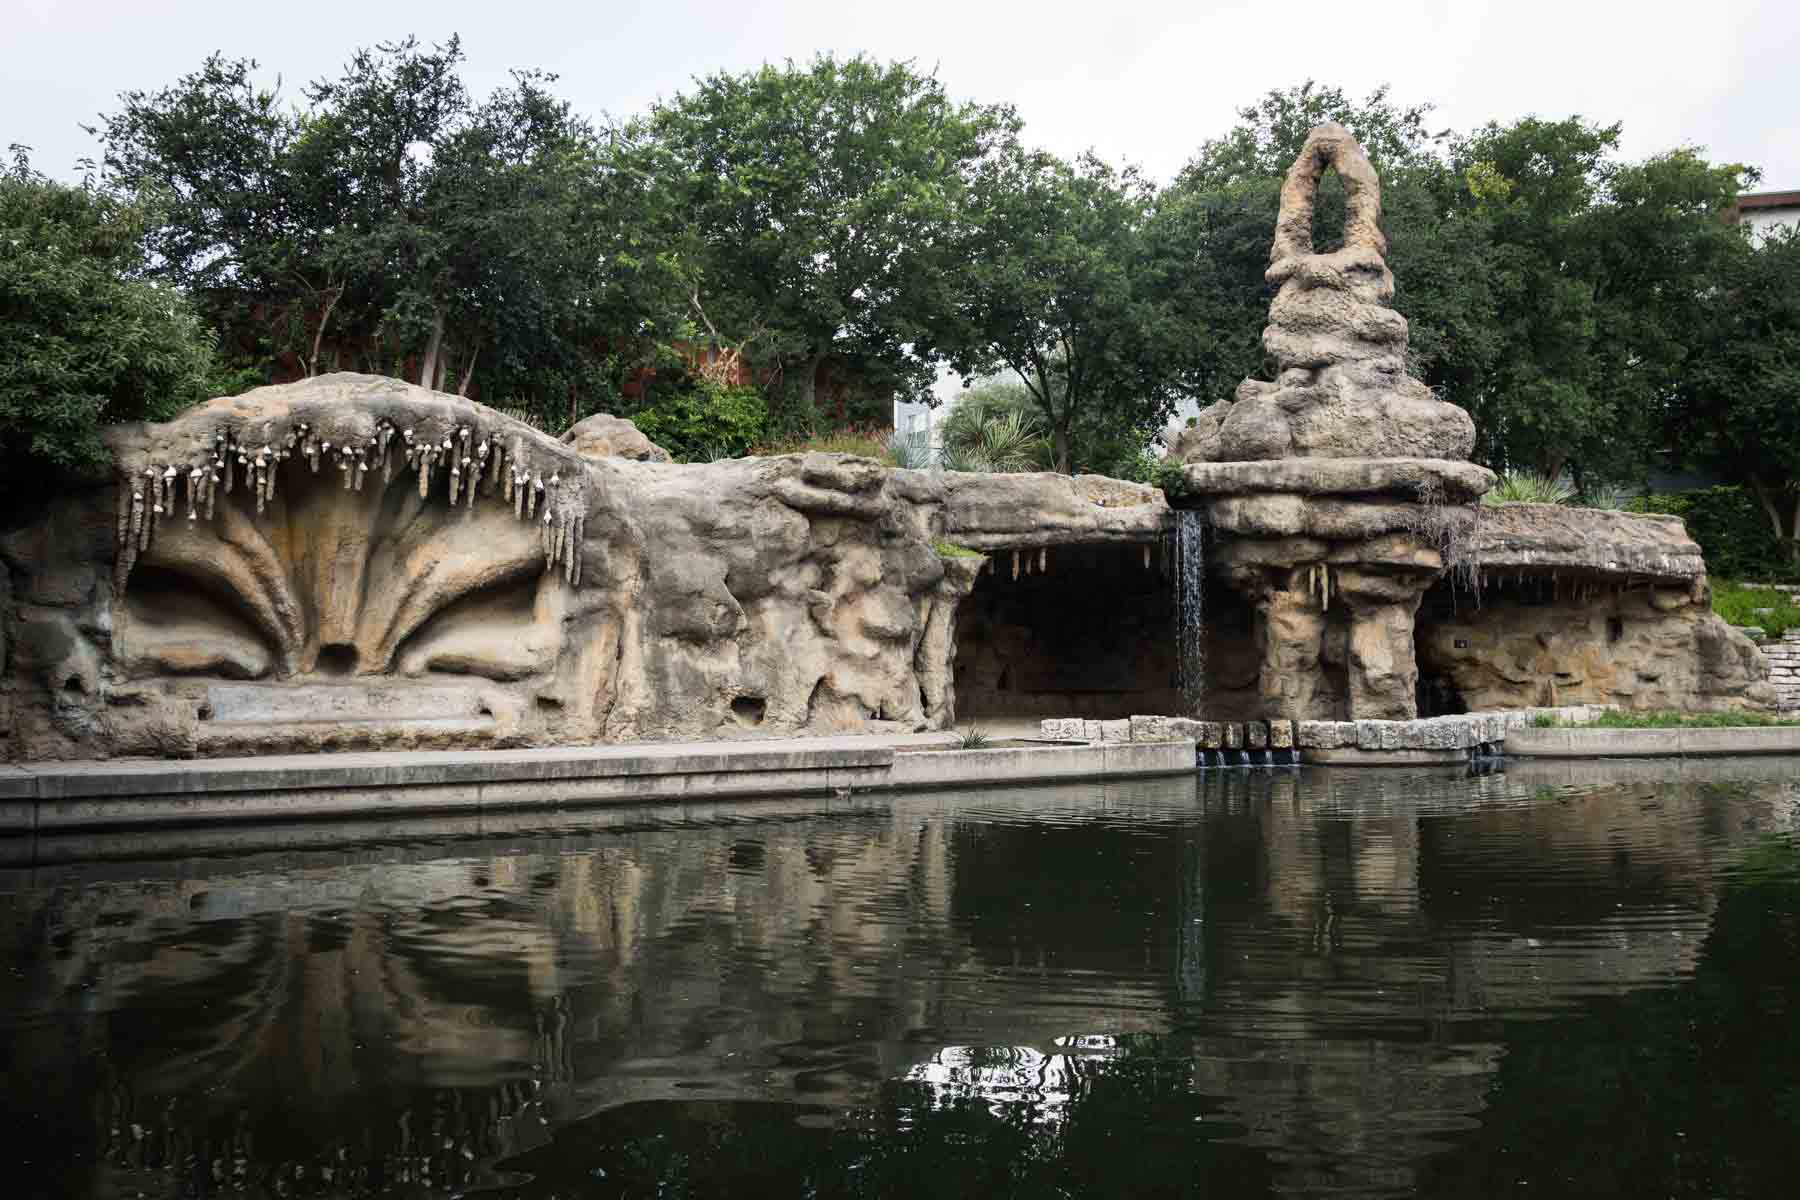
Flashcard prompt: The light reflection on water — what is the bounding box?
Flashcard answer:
[1,760,1797,1197]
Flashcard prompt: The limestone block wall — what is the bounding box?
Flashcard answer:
[1759,632,1800,711]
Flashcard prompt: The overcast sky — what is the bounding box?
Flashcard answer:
[9,0,1799,190]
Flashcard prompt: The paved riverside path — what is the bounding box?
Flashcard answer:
[1,726,1194,834]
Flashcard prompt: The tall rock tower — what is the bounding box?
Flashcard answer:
[1173,124,1494,720]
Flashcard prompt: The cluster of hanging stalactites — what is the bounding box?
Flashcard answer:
[114,417,587,588]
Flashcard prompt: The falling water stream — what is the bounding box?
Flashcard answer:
[1171,509,1207,714]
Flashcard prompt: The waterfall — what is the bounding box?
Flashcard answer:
[1171,509,1206,714]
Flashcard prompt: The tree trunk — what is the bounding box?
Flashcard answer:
[1051,423,1071,474]
[458,341,480,397]
[794,351,826,424]
[304,283,343,378]
[1745,474,1798,567]
[417,309,446,390]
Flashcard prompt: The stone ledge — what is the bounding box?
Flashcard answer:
[1,735,1198,833]
[1505,725,1800,758]
[1471,505,1706,583]
[1297,707,1609,752]
[890,741,1194,788]
[1304,746,1469,765]
[1179,457,1494,502]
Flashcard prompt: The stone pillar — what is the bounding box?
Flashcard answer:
[1256,580,1327,720]
[1336,567,1432,720]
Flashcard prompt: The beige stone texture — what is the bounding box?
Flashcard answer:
[2,374,1176,761]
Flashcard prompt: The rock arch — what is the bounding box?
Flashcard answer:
[1266,122,1387,285]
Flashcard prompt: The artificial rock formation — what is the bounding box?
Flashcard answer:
[1416,506,1773,713]
[0,374,1169,760]
[1174,124,1492,721]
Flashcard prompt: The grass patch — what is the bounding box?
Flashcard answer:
[1712,581,1800,638]
[955,726,991,749]
[750,424,896,463]
[1538,709,1800,729]
[932,540,983,559]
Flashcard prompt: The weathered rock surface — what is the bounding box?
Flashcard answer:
[1418,586,1773,713]
[2,373,1171,760]
[1168,124,1477,465]
[1472,504,1707,584]
[1181,457,1494,502]
[561,412,672,462]
[1413,502,1772,713]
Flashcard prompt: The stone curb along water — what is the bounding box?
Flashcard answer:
[0,738,1198,833]
[1046,706,1611,755]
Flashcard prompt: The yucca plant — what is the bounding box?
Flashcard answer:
[1482,471,1575,506]
[940,403,1051,473]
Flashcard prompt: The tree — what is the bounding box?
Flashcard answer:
[626,55,1019,430]
[90,38,678,427]
[1671,226,1800,566]
[0,149,229,513]
[936,150,1200,473]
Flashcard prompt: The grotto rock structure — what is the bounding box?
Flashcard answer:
[1168,123,1770,721]
[1172,124,1495,720]
[0,125,1774,762]
[0,374,1169,760]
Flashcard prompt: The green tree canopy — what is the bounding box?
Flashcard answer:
[1166,83,1759,487]
[90,37,678,429]
[0,149,228,513]
[624,54,1020,431]
[933,149,1203,473]
[1668,225,1800,565]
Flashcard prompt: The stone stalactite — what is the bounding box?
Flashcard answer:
[113,410,594,590]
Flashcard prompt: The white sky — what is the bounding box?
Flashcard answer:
[8,0,1798,189]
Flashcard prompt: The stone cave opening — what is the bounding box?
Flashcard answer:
[950,542,1181,722]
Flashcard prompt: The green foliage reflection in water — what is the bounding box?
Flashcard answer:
[1420,832,1800,1199]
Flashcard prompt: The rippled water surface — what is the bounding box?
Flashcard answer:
[4,759,1800,1198]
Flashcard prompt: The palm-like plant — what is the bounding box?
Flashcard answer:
[1482,471,1576,505]
[939,385,1052,473]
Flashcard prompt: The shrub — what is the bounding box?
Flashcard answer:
[1711,581,1800,637]
[751,424,897,462]
[886,429,934,469]
[940,389,1051,473]
[1482,471,1575,505]
[629,381,767,463]
[1,158,233,513]
[1125,455,1193,502]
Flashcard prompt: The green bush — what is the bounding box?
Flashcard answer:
[751,424,897,462]
[1482,471,1575,505]
[1711,581,1800,637]
[1125,455,1193,501]
[629,381,767,463]
[1,157,231,512]
[1534,709,1800,728]
[1630,487,1798,582]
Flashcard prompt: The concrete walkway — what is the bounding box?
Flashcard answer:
[1,730,1194,834]
[1506,725,1800,758]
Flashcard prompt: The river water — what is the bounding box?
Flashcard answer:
[3,760,1799,1199]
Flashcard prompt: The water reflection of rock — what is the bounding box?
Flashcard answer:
[1,767,1793,1196]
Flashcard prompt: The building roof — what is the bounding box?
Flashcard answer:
[1737,190,1800,211]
